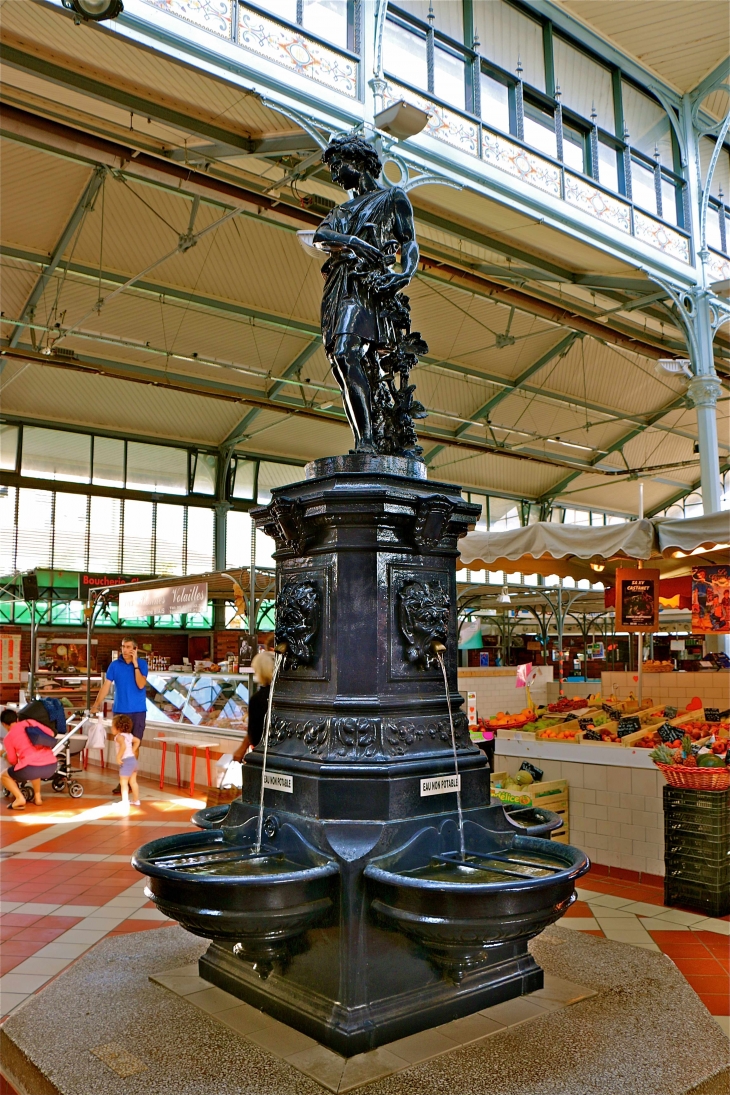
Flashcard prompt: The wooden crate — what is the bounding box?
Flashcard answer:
[491,778,568,810]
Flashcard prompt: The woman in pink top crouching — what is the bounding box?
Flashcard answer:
[2,711,56,808]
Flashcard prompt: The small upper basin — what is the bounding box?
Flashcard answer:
[191,803,231,830]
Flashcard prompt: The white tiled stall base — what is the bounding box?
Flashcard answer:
[494,750,666,878]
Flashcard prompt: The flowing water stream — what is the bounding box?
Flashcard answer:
[435,650,465,861]
[255,651,284,854]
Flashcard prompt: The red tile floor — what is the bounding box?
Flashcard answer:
[0,766,727,1085]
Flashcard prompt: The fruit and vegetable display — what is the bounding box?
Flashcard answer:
[535,725,582,741]
[649,732,730,789]
[650,734,728,768]
[476,709,539,730]
[495,769,535,790]
[633,719,725,749]
[547,697,592,713]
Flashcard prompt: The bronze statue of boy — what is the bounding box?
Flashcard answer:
[313,133,427,457]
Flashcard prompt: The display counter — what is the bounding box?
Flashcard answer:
[495,736,665,878]
[144,671,252,732]
[87,671,254,790]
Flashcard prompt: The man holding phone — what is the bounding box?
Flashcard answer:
[91,639,148,794]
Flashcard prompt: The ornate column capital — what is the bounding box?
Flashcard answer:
[687,373,723,409]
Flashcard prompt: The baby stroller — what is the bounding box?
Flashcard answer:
[48,715,87,798]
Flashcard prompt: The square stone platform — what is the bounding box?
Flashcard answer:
[1,925,728,1095]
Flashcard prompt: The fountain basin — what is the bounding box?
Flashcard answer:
[191,803,231,829]
[501,803,564,837]
[133,821,339,978]
[365,819,589,981]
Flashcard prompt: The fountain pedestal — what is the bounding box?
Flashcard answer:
[201,457,535,1053]
[135,457,588,1056]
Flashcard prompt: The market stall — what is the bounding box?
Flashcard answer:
[82,568,276,789]
[457,513,730,879]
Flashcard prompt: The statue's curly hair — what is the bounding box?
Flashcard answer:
[322,133,382,179]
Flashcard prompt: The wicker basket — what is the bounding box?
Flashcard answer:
[205,785,241,808]
[654,762,730,791]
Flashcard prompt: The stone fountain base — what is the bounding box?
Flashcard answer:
[200,932,542,1057]
[2,925,727,1095]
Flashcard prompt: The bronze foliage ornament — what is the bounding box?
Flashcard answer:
[313,133,427,458]
[397,579,450,668]
[274,577,320,669]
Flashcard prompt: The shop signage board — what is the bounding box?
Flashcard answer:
[118,582,208,619]
[78,572,153,598]
[467,692,477,725]
[691,565,730,634]
[615,568,660,631]
[0,633,21,682]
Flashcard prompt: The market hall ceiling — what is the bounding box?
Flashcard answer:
[0,0,728,519]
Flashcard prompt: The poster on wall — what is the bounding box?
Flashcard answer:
[615,568,660,632]
[0,634,21,682]
[692,565,730,634]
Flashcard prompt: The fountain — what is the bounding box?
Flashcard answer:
[133,132,589,1057]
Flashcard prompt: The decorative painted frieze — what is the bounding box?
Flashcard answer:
[564,173,631,233]
[383,82,479,157]
[633,210,690,263]
[707,249,730,284]
[482,130,561,197]
[238,6,358,98]
[143,0,232,37]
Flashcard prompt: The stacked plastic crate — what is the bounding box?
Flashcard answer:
[663,786,730,917]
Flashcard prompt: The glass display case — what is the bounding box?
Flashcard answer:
[144,672,253,734]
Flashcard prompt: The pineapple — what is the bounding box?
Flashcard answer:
[649,744,675,765]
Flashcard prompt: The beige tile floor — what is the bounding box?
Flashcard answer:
[150,965,596,1092]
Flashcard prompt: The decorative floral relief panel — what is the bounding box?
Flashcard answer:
[482,130,561,197]
[564,174,631,233]
[143,0,232,37]
[633,210,690,264]
[383,82,479,157]
[238,6,357,98]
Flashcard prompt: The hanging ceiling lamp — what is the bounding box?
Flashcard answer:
[62,0,124,22]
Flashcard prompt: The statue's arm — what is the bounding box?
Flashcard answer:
[313,221,380,261]
[372,188,419,292]
[392,189,419,281]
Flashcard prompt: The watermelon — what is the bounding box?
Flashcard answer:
[697,754,725,768]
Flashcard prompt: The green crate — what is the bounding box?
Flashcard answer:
[664,855,730,886]
[664,878,730,918]
[663,786,730,814]
[665,831,729,861]
[664,812,730,837]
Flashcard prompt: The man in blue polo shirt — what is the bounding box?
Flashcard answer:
[91,638,148,794]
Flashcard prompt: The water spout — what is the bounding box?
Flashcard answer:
[434,645,465,861]
[255,650,285,854]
